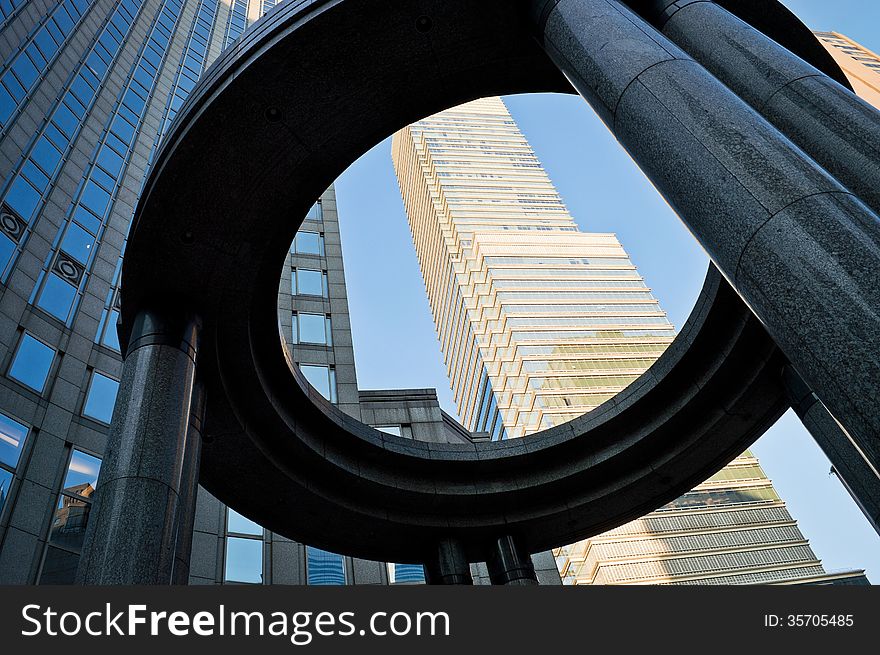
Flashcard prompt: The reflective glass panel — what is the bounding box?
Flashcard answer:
[227,509,262,536]
[62,450,101,495]
[82,372,119,424]
[294,231,323,255]
[8,333,55,392]
[0,467,12,513]
[297,313,326,344]
[48,495,91,551]
[60,222,94,263]
[37,273,76,321]
[0,412,28,468]
[299,365,335,402]
[307,547,346,585]
[295,268,324,296]
[225,536,263,584]
[390,563,425,584]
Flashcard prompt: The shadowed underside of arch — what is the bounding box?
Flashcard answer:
[118,0,848,563]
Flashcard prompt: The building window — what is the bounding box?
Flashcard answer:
[388,563,426,584]
[225,538,263,584]
[298,364,337,403]
[375,425,402,437]
[292,268,328,297]
[35,273,77,321]
[8,332,56,392]
[82,371,120,424]
[227,508,262,536]
[305,201,322,222]
[39,449,102,584]
[307,546,346,585]
[0,412,28,515]
[292,313,332,345]
[292,230,324,256]
[224,508,263,584]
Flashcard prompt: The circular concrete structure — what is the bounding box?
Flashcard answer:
[96,0,874,574]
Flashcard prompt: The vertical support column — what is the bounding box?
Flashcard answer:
[631,0,880,218]
[782,366,880,536]
[423,538,473,585]
[530,0,880,493]
[77,309,201,585]
[486,535,538,585]
[172,380,207,585]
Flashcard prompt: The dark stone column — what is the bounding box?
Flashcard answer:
[171,380,206,585]
[633,0,880,218]
[76,309,201,585]
[782,366,880,536]
[531,0,880,481]
[487,535,538,585]
[423,538,473,585]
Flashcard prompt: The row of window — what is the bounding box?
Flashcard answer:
[586,525,805,563]
[494,278,647,289]
[223,507,425,585]
[517,342,669,356]
[594,545,817,583]
[510,328,675,343]
[157,0,219,141]
[223,0,249,47]
[0,408,103,583]
[0,0,26,24]
[0,0,143,278]
[31,0,186,325]
[6,331,119,422]
[0,0,91,128]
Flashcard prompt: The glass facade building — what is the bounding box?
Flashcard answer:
[0,0,302,585]
[392,96,869,585]
[0,0,477,586]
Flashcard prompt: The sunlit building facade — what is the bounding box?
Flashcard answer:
[392,96,869,585]
[815,31,880,109]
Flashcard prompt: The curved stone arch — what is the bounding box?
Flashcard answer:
[77,0,880,583]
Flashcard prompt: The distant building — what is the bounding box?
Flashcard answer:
[815,31,880,108]
[392,96,869,585]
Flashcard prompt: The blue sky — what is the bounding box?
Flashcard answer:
[334,1,880,582]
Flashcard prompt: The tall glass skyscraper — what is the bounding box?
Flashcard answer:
[0,0,300,585]
[0,0,478,586]
[392,96,869,585]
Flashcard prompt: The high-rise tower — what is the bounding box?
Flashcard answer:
[392,96,869,585]
[0,0,473,586]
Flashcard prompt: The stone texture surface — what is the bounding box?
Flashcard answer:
[76,312,199,584]
[544,0,880,491]
[736,192,880,470]
[783,366,880,535]
[658,0,880,219]
[113,0,840,568]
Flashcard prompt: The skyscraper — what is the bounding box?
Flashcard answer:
[815,31,880,109]
[392,96,869,585]
[0,0,474,586]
